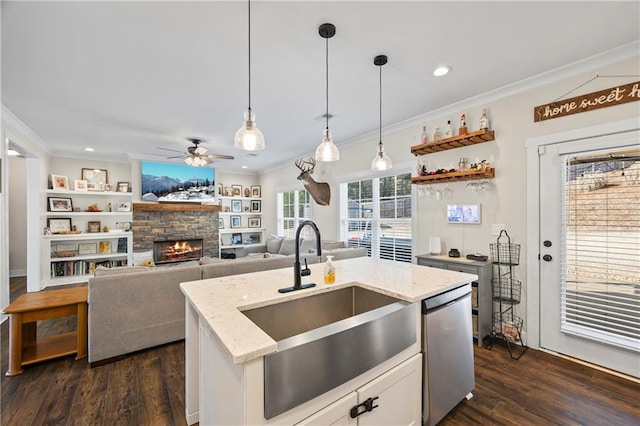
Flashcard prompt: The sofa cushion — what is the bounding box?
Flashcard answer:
[94,265,155,277]
[132,250,155,267]
[300,238,317,253]
[200,256,228,265]
[322,241,346,250]
[278,238,297,256]
[266,235,283,254]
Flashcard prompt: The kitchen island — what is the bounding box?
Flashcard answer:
[181,257,476,425]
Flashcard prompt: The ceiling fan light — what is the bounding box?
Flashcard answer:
[315,128,339,162]
[234,109,265,151]
[185,156,194,166]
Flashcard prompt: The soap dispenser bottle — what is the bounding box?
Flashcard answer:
[324,256,335,284]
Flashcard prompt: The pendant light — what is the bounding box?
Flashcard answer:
[315,23,339,162]
[371,55,392,171]
[234,0,265,151]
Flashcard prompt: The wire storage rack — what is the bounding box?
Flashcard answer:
[486,229,528,359]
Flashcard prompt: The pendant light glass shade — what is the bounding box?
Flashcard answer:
[236,0,265,151]
[315,128,339,162]
[234,108,265,150]
[371,54,391,171]
[315,23,339,162]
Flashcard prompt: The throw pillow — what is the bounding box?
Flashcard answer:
[266,235,283,254]
[132,250,155,267]
[278,238,297,256]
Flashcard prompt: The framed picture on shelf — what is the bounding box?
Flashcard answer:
[117,201,131,212]
[116,221,132,231]
[231,199,242,213]
[48,197,73,212]
[82,168,108,186]
[86,182,103,192]
[250,200,261,212]
[78,243,97,255]
[51,174,69,190]
[232,233,242,245]
[87,221,101,233]
[116,181,130,192]
[74,179,88,191]
[224,186,233,196]
[217,217,224,229]
[47,218,72,234]
[99,241,112,254]
[230,215,241,228]
[251,185,261,198]
[248,217,261,228]
[231,184,242,197]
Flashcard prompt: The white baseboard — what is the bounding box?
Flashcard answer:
[9,269,26,278]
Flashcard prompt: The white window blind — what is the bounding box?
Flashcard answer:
[562,151,640,352]
[277,190,311,238]
[341,172,412,263]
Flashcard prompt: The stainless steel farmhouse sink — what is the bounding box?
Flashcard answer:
[241,286,417,419]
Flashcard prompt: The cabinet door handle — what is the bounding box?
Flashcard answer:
[349,396,379,418]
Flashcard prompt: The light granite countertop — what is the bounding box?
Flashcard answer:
[180,257,477,364]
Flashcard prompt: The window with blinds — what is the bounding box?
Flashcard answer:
[341,172,412,263]
[277,190,311,238]
[562,150,640,352]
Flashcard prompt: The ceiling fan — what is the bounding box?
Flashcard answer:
[157,138,235,166]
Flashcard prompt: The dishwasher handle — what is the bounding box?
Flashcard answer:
[422,283,471,313]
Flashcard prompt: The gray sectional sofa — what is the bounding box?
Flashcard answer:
[87,240,365,363]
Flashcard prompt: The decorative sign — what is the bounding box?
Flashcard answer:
[534,81,640,122]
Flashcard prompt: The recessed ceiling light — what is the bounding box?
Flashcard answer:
[433,66,451,77]
[84,147,95,152]
[241,165,248,169]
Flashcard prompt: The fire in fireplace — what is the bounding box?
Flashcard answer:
[153,239,204,264]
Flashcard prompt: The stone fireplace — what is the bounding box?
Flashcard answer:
[132,203,220,258]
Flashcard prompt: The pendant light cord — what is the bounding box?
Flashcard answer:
[248,0,252,112]
[325,37,329,132]
[379,64,382,149]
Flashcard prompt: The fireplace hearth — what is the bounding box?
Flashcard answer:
[154,239,203,264]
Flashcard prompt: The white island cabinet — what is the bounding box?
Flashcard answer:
[181,257,477,425]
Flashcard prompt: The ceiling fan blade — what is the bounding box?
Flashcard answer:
[165,155,184,159]
[157,146,184,153]
[205,154,235,160]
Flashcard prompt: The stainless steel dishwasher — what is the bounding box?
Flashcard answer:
[422,283,475,426]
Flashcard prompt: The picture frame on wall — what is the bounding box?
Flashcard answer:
[47,218,72,234]
[74,179,88,191]
[251,185,261,198]
[87,221,101,233]
[48,197,73,212]
[248,217,261,228]
[51,174,69,190]
[224,186,233,197]
[117,201,131,212]
[231,199,242,213]
[81,168,109,186]
[250,200,261,212]
[231,184,242,197]
[230,215,241,228]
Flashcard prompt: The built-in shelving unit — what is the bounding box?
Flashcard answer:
[218,195,264,255]
[42,189,133,288]
[410,129,496,185]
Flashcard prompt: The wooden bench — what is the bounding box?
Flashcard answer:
[4,287,88,376]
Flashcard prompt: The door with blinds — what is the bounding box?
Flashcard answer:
[538,130,640,377]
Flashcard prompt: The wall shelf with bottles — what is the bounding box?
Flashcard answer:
[411,167,495,185]
[410,129,495,155]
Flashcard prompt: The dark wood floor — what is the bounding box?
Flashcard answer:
[2,276,639,425]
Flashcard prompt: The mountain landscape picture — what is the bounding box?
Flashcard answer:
[141,160,215,202]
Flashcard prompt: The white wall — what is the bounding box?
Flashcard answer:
[8,157,27,276]
[259,54,640,335]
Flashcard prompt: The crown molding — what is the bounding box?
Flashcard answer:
[1,105,50,155]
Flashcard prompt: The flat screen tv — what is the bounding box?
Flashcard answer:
[141,160,215,203]
[447,204,481,224]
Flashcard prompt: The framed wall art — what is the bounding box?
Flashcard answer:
[248,217,261,228]
[231,199,242,213]
[250,200,261,212]
[251,185,261,198]
[87,221,101,233]
[82,168,109,186]
[230,215,241,228]
[74,179,88,191]
[116,181,130,192]
[231,184,242,197]
[48,197,73,212]
[78,243,98,255]
[117,201,131,212]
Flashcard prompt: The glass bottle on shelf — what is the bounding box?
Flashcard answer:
[421,125,429,144]
[459,113,468,135]
[479,108,489,131]
[445,120,453,138]
[433,127,442,141]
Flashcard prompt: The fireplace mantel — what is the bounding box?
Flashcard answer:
[133,203,221,212]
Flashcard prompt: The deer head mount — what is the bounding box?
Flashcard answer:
[295,157,331,206]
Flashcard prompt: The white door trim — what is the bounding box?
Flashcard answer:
[524,118,640,349]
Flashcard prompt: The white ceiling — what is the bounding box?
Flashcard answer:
[2,1,639,173]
